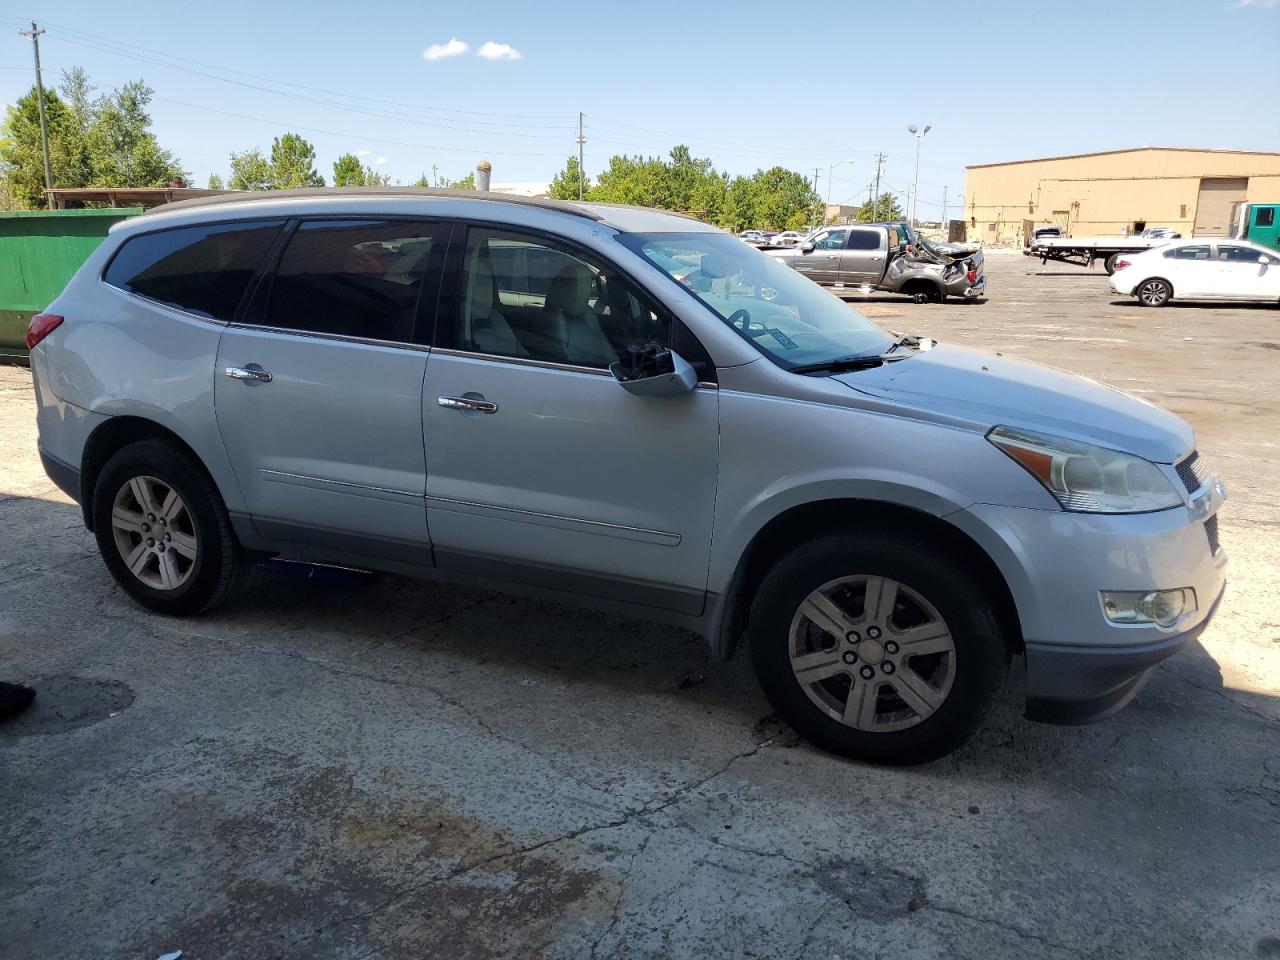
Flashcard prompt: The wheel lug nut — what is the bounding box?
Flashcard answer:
[158,544,166,553]
[859,665,875,680]
[885,641,899,654]
[882,661,895,674]
[164,533,171,541]
[842,651,857,664]
[145,538,155,547]
[846,631,860,644]
[867,626,882,639]
[141,523,150,532]
[147,513,156,522]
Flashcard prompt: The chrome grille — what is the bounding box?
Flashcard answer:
[1176,452,1208,494]
[1204,514,1220,555]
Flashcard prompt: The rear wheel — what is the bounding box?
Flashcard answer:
[749,533,1009,765]
[1104,253,1121,275]
[1137,278,1172,307]
[93,439,247,615]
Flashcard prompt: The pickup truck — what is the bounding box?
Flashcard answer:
[1026,227,1182,274]
[768,223,986,303]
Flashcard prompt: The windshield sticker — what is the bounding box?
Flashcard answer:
[767,328,799,350]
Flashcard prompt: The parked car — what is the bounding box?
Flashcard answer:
[29,189,1226,765]
[770,231,806,247]
[768,224,986,302]
[1109,238,1280,306]
[1028,225,1064,244]
[738,230,767,245]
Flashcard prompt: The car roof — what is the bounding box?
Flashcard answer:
[138,187,721,235]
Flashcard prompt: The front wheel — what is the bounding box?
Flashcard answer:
[1137,278,1172,307]
[93,439,248,615]
[749,533,1009,765]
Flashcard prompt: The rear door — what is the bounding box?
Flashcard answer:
[792,228,846,284]
[837,228,888,285]
[420,224,720,612]
[1158,243,1214,297]
[214,218,447,561]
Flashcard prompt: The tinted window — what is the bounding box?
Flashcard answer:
[1217,245,1263,263]
[813,229,847,250]
[105,220,283,320]
[846,230,881,251]
[262,220,443,343]
[1256,208,1275,228]
[447,228,684,371]
[1165,245,1210,260]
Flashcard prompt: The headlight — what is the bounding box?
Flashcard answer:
[988,426,1183,513]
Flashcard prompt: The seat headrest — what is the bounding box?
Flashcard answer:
[545,261,595,313]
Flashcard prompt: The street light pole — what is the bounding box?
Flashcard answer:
[907,124,930,228]
[826,159,854,223]
[19,22,53,203]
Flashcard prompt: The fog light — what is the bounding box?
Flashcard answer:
[1101,588,1197,627]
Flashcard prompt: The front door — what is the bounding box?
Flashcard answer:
[421,225,719,612]
[1214,243,1280,300]
[215,218,447,560]
[837,227,888,285]
[793,228,846,285]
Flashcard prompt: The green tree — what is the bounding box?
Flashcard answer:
[411,172,431,188]
[0,87,74,208]
[228,148,271,190]
[547,155,588,200]
[86,80,185,187]
[445,171,475,189]
[207,173,223,189]
[268,132,323,188]
[332,152,363,186]
[592,153,670,207]
[856,192,906,223]
[720,176,760,232]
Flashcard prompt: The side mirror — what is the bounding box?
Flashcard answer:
[609,343,697,397]
[799,242,815,253]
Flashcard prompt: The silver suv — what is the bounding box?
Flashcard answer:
[28,189,1227,764]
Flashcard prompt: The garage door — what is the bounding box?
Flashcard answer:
[1193,178,1248,236]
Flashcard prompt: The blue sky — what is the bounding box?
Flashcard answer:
[3,0,1278,214]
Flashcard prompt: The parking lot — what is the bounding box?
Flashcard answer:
[2,249,1278,960]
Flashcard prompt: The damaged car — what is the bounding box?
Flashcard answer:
[768,224,985,303]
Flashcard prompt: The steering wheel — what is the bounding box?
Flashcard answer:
[727,308,753,332]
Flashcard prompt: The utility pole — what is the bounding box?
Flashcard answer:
[576,112,586,201]
[941,185,948,226]
[431,163,439,186]
[19,22,53,203]
[872,153,885,221]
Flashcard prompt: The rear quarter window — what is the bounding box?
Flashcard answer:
[104,220,284,321]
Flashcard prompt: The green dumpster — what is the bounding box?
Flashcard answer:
[1,207,143,363]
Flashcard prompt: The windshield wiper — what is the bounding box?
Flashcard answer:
[884,333,920,355]
[789,353,909,375]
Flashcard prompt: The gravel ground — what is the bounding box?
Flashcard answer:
[1,250,1278,960]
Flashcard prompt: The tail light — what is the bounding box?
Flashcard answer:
[26,313,63,349]
[1114,259,1132,271]
[966,270,977,283]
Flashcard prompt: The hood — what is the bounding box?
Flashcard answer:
[832,344,1193,462]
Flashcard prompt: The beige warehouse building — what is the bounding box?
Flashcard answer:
[965,147,1280,245]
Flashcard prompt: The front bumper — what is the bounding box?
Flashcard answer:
[948,480,1228,724]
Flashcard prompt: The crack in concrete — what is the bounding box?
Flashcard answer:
[926,901,1072,952]
[1175,674,1280,726]
[588,833,651,960]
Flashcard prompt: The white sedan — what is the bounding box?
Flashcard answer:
[1110,238,1280,306]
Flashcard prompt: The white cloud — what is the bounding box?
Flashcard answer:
[375,156,388,165]
[476,41,522,61]
[422,38,469,61]
[1234,0,1279,7]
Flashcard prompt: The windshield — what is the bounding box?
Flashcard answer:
[617,231,893,369]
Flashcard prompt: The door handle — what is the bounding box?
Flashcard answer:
[225,365,272,383]
[871,256,883,261]
[438,395,498,414]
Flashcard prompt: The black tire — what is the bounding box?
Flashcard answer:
[92,439,248,615]
[1136,277,1172,307]
[1104,253,1121,275]
[749,532,1009,765]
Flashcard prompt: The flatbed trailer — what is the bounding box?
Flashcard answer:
[1024,233,1173,274]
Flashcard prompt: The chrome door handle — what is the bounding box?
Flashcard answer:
[225,365,272,383]
[438,395,498,414]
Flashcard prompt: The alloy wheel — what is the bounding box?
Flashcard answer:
[110,476,198,591]
[788,574,957,732]
[1139,280,1169,306]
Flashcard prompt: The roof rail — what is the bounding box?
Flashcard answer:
[142,186,605,221]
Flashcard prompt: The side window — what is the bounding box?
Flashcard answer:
[448,227,694,373]
[847,230,881,251]
[1217,245,1262,263]
[1256,208,1275,228]
[104,220,283,320]
[261,220,444,344]
[813,229,847,250]
[1165,245,1211,260]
